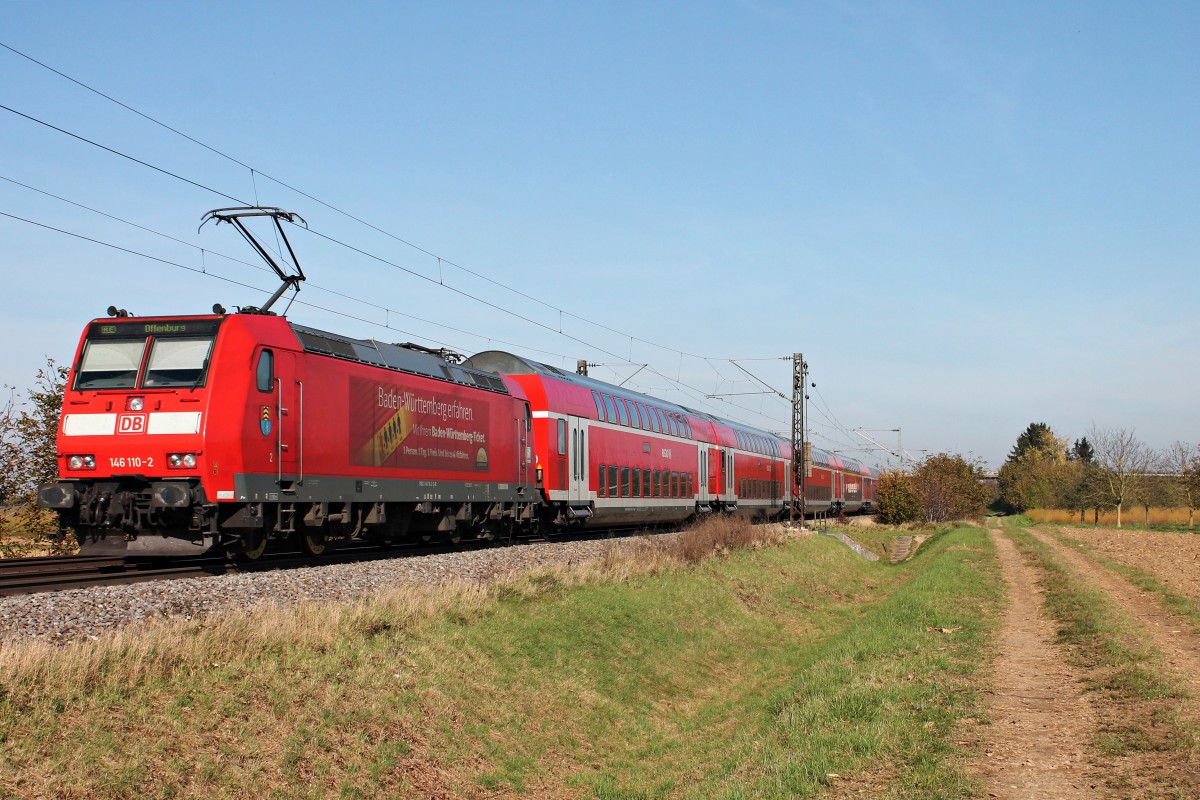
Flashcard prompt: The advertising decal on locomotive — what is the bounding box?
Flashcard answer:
[350,377,492,471]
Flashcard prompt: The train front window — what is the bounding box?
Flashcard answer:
[75,339,147,390]
[143,337,215,388]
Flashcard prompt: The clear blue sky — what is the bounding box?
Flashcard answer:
[2,1,1197,468]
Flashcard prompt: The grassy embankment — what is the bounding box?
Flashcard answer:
[1003,520,1199,795]
[1,520,1000,799]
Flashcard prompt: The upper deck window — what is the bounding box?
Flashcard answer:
[75,339,147,390]
[616,399,630,427]
[143,337,215,388]
[602,394,617,424]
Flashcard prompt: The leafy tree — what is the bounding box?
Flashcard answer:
[876,470,920,524]
[1165,441,1200,528]
[910,452,991,523]
[1131,466,1171,527]
[1089,425,1154,528]
[1008,422,1057,462]
[0,359,67,542]
[1070,437,1095,464]
[998,422,1069,512]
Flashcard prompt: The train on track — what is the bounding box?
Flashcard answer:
[37,208,876,559]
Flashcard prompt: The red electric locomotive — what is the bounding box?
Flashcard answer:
[37,312,536,558]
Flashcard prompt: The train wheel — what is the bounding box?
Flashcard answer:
[239,530,268,561]
[298,525,327,557]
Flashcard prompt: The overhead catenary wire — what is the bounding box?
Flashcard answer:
[0,40,728,363]
[0,103,807,426]
[0,206,802,432]
[0,43,878,445]
[0,175,574,361]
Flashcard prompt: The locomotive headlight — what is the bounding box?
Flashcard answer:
[67,455,96,470]
[128,397,144,411]
[168,453,197,469]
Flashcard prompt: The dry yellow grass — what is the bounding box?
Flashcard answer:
[1027,507,1197,527]
[0,517,790,690]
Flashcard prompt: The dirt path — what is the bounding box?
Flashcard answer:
[973,527,1104,798]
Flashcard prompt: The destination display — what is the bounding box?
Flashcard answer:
[87,319,223,338]
[348,376,491,471]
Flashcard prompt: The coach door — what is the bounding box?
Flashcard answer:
[516,404,532,488]
[698,447,711,506]
[568,416,588,505]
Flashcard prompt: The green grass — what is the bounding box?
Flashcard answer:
[0,525,1001,799]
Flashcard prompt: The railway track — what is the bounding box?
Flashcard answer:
[0,521,677,598]
[0,553,231,597]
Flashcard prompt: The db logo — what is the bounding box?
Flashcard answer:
[117,414,148,434]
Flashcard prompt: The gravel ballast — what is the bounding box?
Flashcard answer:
[0,537,646,645]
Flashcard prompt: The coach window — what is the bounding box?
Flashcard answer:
[609,465,619,497]
[603,394,618,424]
[557,419,567,456]
[631,468,641,497]
[620,467,630,497]
[627,401,640,429]
[592,391,605,421]
[652,469,661,497]
[599,464,607,496]
[616,399,630,427]
[642,469,651,497]
[256,350,274,392]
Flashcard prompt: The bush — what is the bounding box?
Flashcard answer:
[0,360,67,544]
[876,470,920,524]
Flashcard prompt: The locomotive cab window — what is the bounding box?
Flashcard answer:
[143,337,215,388]
[256,350,274,392]
[74,338,147,390]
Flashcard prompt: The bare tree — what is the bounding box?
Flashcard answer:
[1166,441,1200,528]
[1089,425,1155,528]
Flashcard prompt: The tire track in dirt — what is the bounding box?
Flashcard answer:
[974,528,1103,799]
[1030,526,1200,703]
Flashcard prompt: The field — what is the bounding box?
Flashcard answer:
[2,517,1199,798]
[1027,506,1197,528]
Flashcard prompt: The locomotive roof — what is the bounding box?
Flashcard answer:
[289,324,510,395]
